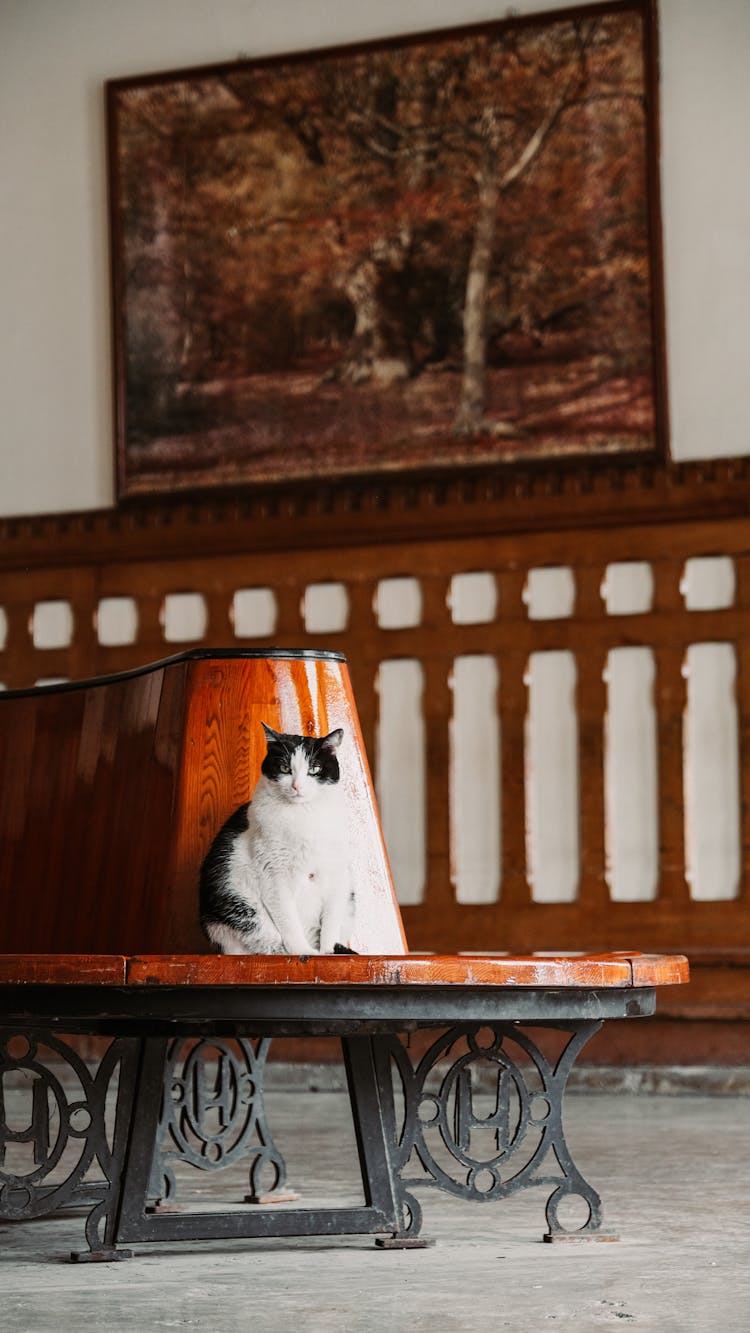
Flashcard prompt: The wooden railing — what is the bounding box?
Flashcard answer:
[2,457,750,1057]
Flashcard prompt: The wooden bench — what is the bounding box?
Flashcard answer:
[0,650,688,1260]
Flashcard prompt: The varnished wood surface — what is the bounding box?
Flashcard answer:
[2,458,750,572]
[0,951,688,988]
[0,652,405,956]
[627,952,691,986]
[0,954,127,984]
[125,951,688,988]
[0,661,188,954]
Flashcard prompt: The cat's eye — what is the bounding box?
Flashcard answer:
[309,764,321,775]
[279,760,291,773]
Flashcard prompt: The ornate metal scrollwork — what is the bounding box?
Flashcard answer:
[377,1021,606,1240]
[0,1031,136,1241]
[149,1037,289,1204]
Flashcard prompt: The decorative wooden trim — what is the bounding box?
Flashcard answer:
[2,456,750,572]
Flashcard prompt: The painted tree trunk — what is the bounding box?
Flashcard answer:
[340,243,412,386]
[454,162,501,436]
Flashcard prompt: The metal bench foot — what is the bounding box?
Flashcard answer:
[375,1234,435,1249]
[543,1230,619,1244]
[70,1248,134,1262]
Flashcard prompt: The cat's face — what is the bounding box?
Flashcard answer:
[260,723,343,804]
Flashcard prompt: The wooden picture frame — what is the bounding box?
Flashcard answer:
[106,0,667,502]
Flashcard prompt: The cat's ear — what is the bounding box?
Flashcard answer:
[261,722,281,745]
[321,727,344,751]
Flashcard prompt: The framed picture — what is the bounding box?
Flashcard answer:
[107,0,667,502]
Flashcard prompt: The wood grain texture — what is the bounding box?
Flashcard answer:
[0,950,687,989]
[125,951,688,988]
[626,952,690,985]
[0,652,405,957]
[0,663,187,953]
[0,954,127,984]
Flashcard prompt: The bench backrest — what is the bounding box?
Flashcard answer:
[0,650,407,955]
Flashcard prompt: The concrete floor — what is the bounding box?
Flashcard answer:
[1,1087,748,1333]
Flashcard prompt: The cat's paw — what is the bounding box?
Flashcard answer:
[333,942,358,955]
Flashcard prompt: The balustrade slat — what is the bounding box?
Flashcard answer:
[420,573,452,633]
[0,600,34,687]
[345,580,380,765]
[497,568,527,620]
[422,656,453,920]
[273,583,305,642]
[733,638,750,905]
[496,570,531,913]
[498,652,529,911]
[654,644,690,904]
[345,580,377,637]
[650,562,690,903]
[203,590,232,644]
[735,563,750,904]
[573,567,608,907]
[133,592,167,653]
[652,557,684,615]
[349,660,379,790]
[576,647,608,909]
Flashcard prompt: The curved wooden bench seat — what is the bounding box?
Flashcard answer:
[0,951,689,988]
[124,951,689,988]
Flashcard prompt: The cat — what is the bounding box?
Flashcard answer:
[199,721,356,955]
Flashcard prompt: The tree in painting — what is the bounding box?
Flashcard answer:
[111,4,660,495]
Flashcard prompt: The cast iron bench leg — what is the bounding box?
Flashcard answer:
[371,1020,616,1244]
[0,1028,141,1261]
[339,1036,429,1247]
[146,1036,293,1209]
[111,1034,400,1248]
[1,1021,618,1255]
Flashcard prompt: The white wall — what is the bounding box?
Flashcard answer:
[1,0,748,518]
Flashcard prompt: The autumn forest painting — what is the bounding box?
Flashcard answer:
[108,0,665,498]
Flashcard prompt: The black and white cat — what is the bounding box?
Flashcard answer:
[199,722,355,955]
